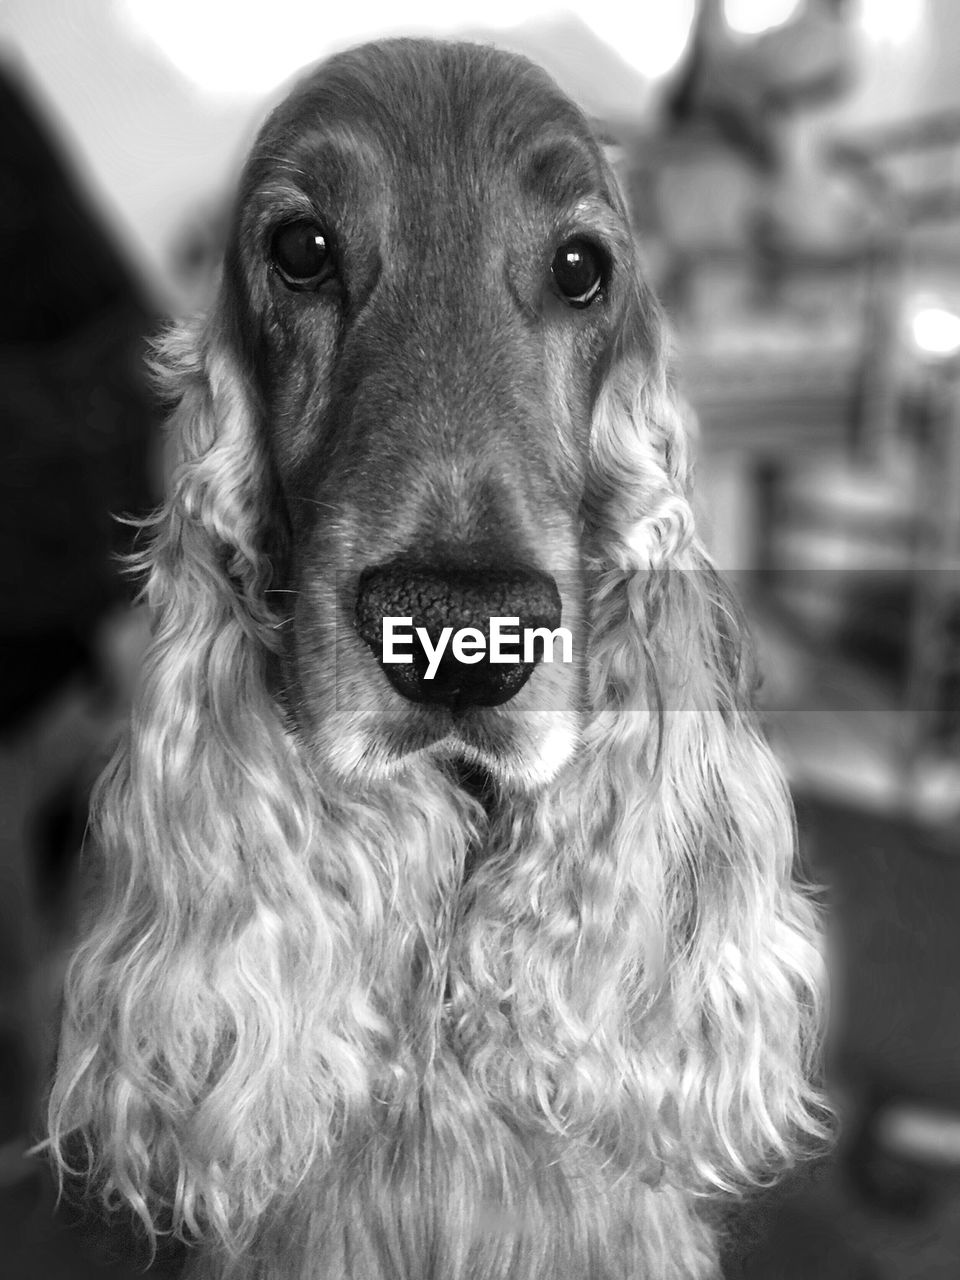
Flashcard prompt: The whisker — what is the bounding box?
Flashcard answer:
[288,495,340,512]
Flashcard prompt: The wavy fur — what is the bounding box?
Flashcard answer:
[48,38,828,1280]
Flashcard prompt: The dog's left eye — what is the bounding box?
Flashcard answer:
[551,238,604,308]
[270,220,334,289]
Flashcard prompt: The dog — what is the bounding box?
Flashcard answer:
[48,38,828,1279]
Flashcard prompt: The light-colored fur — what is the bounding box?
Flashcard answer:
[48,38,828,1279]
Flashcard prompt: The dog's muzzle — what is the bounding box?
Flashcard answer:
[354,562,562,712]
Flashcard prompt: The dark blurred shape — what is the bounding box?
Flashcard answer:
[0,62,162,728]
[0,59,162,1260]
[665,0,856,172]
[0,69,139,344]
[723,793,960,1279]
[651,0,871,318]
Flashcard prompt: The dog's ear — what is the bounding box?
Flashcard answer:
[451,282,829,1190]
[581,293,831,1188]
[46,311,378,1252]
[144,311,277,631]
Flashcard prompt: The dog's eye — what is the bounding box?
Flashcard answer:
[270,220,334,288]
[551,238,604,308]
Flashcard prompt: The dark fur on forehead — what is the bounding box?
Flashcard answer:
[260,39,599,171]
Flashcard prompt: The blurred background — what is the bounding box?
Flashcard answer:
[1,1,959,1276]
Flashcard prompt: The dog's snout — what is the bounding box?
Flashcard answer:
[354,563,562,711]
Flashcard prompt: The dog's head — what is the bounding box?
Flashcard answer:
[174,39,666,788]
[50,40,828,1260]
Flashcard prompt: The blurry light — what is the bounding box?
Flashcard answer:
[911,306,960,358]
[877,1104,960,1165]
[585,2,696,78]
[120,0,555,95]
[723,0,803,37]
[120,0,696,96]
[858,0,925,44]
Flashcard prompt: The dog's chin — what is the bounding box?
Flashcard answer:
[310,701,580,792]
[425,721,577,790]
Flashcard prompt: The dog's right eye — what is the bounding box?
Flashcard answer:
[551,238,605,309]
[270,220,334,289]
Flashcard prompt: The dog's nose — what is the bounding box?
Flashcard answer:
[354,562,563,711]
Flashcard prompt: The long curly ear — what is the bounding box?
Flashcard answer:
[449,281,828,1197]
[582,290,831,1188]
[45,312,386,1251]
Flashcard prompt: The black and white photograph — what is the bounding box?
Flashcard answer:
[1,2,959,1276]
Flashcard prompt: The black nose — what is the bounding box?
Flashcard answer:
[354,562,563,711]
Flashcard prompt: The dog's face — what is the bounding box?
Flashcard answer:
[222,41,644,788]
[52,51,827,1256]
